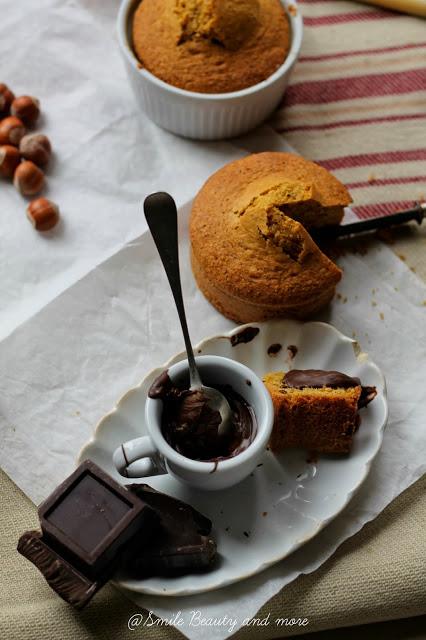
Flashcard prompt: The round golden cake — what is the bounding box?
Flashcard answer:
[190,152,352,323]
[132,0,290,94]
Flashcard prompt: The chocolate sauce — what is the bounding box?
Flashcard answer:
[358,386,377,408]
[148,369,172,398]
[284,369,361,389]
[267,343,282,356]
[287,345,298,359]
[283,369,377,408]
[148,372,256,462]
[230,326,259,346]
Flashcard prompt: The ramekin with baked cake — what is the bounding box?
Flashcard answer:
[117,0,303,139]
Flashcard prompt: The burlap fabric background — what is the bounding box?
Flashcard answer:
[1,1,425,638]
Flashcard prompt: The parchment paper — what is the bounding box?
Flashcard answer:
[0,0,243,341]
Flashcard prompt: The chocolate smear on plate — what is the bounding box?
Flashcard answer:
[230,326,259,346]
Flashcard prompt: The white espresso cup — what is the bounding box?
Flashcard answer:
[113,355,273,490]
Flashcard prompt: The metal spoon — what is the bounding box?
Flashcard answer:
[144,191,233,439]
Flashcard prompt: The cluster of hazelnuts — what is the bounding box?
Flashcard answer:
[0,83,59,231]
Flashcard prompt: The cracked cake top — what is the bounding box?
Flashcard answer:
[132,0,290,93]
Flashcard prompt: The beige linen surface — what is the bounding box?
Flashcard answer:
[1,467,425,640]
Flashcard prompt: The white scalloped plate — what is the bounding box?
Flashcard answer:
[78,320,387,596]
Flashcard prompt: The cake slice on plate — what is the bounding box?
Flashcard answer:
[263,369,377,454]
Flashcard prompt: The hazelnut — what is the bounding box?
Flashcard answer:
[27,198,59,231]
[0,144,21,178]
[11,96,40,126]
[0,116,25,146]
[20,133,51,167]
[14,160,44,195]
[0,83,15,117]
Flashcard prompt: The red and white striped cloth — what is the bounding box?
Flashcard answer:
[272,0,426,219]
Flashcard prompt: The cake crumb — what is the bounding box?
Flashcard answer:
[398,254,406,261]
[288,4,297,16]
[262,511,268,517]
[422,300,426,306]
[368,173,376,183]
[379,312,384,320]
[372,300,377,307]
[410,266,416,273]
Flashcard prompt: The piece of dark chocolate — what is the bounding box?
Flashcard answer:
[17,460,158,607]
[122,484,217,577]
[17,531,100,609]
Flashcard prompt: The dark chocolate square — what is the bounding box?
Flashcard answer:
[45,473,132,553]
[39,460,148,574]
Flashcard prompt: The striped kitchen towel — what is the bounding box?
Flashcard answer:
[271,0,426,218]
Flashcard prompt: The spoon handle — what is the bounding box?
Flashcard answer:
[144,192,202,389]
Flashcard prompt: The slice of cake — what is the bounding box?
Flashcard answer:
[263,369,377,454]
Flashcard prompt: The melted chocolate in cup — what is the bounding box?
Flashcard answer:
[148,373,257,463]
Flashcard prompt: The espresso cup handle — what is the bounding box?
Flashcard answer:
[113,436,167,478]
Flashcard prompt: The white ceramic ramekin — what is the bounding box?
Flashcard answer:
[117,0,303,140]
[113,355,273,490]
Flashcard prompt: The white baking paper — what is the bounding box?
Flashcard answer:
[1,199,426,639]
[0,0,243,342]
